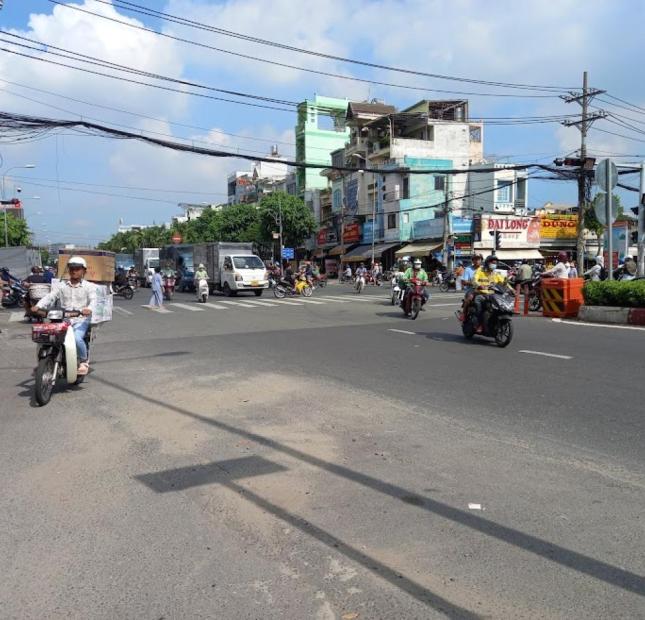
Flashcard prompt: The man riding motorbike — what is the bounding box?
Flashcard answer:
[194,263,209,284]
[401,258,429,308]
[471,255,506,332]
[33,256,96,376]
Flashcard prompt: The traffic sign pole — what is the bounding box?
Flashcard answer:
[638,161,645,277]
[606,161,613,279]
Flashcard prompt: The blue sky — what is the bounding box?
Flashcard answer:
[1,0,644,246]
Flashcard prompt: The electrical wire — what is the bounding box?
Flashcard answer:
[80,0,576,93]
[48,0,567,100]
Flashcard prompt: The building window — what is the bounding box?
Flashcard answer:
[469,126,482,142]
[496,180,513,203]
[333,189,342,211]
[434,175,445,191]
[402,212,409,224]
[387,213,397,229]
[402,176,409,199]
[516,178,526,202]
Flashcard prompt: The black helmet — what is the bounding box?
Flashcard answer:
[484,255,497,268]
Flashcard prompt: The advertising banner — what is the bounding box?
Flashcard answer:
[343,222,361,244]
[475,215,540,249]
[539,214,578,240]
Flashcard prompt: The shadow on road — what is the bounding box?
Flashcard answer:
[94,375,645,604]
[93,350,191,365]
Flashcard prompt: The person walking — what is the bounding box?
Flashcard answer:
[568,260,579,278]
[149,266,164,307]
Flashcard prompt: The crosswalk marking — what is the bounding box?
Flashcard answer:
[217,300,259,308]
[294,298,326,305]
[233,299,280,307]
[9,312,24,322]
[272,299,305,305]
[113,306,133,315]
[142,304,174,314]
[313,298,350,303]
[202,302,229,310]
[169,302,205,312]
[323,295,373,302]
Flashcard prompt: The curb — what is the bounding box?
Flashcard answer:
[578,305,645,326]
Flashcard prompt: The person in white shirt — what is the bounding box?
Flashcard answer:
[542,252,570,279]
[584,257,603,281]
[34,256,96,375]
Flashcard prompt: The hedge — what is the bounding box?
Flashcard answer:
[583,279,645,308]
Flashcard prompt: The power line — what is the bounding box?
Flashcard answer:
[48,0,566,100]
[82,0,576,93]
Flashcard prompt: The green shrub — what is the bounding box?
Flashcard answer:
[583,280,645,307]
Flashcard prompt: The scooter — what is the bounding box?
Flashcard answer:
[113,282,134,300]
[163,274,176,301]
[401,278,427,319]
[355,273,366,294]
[196,278,209,303]
[459,284,515,347]
[32,310,93,406]
[1,281,28,308]
[390,276,402,306]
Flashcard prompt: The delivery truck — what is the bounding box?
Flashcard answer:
[160,243,207,292]
[205,242,268,296]
[134,248,160,287]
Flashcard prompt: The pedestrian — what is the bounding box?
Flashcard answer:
[149,266,163,307]
[568,260,578,278]
[515,258,533,302]
[454,262,465,291]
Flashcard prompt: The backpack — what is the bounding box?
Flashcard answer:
[599,266,607,281]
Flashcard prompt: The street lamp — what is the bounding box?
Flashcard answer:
[2,164,36,247]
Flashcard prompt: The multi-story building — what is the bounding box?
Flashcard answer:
[227,147,289,205]
[295,95,349,195]
[464,163,528,215]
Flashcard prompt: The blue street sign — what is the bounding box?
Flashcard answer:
[281,247,295,259]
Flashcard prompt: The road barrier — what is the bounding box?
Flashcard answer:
[541,278,584,318]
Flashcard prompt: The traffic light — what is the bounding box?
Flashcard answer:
[553,157,596,170]
[494,230,502,250]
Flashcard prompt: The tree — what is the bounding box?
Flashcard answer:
[0,211,31,246]
[258,192,316,248]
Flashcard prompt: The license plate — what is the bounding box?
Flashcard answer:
[251,280,259,286]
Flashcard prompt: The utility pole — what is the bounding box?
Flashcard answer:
[638,161,645,277]
[442,187,453,270]
[561,71,606,270]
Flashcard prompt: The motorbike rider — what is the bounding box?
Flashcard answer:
[460,253,482,319]
[33,256,96,376]
[471,255,506,331]
[194,263,209,284]
[401,258,429,307]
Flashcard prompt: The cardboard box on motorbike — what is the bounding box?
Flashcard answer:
[55,249,115,324]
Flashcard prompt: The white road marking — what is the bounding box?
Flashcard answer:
[387,328,416,335]
[113,306,133,316]
[217,300,258,308]
[519,350,573,360]
[296,299,327,305]
[271,299,305,306]
[142,305,173,314]
[169,302,205,312]
[9,312,25,322]
[313,298,350,303]
[323,295,373,302]
[428,303,461,307]
[235,299,280,307]
[202,302,229,310]
[552,318,645,332]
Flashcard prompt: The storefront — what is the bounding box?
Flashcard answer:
[539,214,578,263]
[474,214,543,262]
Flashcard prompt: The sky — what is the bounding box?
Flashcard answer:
[0,0,644,246]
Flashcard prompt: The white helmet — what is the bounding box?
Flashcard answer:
[198,264,205,269]
[413,259,422,267]
[67,256,87,269]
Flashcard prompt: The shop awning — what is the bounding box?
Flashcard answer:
[395,242,443,257]
[341,245,372,262]
[311,249,325,258]
[328,245,349,256]
[493,249,544,261]
[372,242,401,255]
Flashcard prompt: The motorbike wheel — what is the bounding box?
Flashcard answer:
[495,319,513,348]
[302,285,313,297]
[462,317,476,339]
[411,298,421,320]
[320,280,326,288]
[529,295,541,312]
[391,291,397,306]
[201,293,207,303]
[439,282,449,293]
[34,356,55,406]
[123,287,134,300]
[274,285,286,299]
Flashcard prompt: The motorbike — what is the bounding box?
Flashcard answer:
[196,277,209,303]
[163,274,176,301]
[32,310,93,406]
[24,282,51,321]
[2,280,28,308]
[459,284,514,347]
[355,273,366,294]
[113,282,134,300]
[401,278,427,319]
[439,272,457,293]
[313,274,327,288]
[390,275,403,306]
[274,278,312,298]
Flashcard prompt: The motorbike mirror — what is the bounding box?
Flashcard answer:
[47,310,63,320]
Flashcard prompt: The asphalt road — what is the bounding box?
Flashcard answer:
[1,283,644,619]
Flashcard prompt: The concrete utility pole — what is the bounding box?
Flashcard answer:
[638,161,645,277]
[442,186,453,270]
[606,162,613,280]
[562,72,606,270]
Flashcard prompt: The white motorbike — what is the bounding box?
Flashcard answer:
[196,278,209,303]
[355,273,366,294]
[390,275,403,306]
